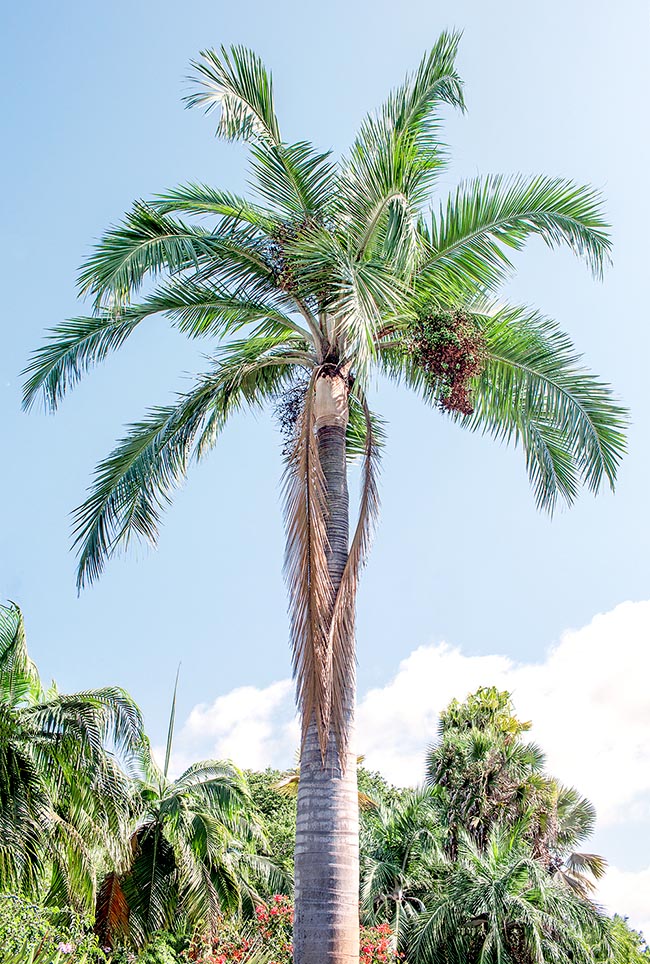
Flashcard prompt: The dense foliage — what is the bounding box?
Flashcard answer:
[0,894,105,962]
[0,603,143,914]
[0,605,644,964]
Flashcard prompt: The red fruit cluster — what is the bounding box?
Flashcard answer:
[407,310,487,415]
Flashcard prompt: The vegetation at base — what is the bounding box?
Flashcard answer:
[0,894,105,961]
[0,602,646,963]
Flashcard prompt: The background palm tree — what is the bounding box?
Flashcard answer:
[95,677,283,950]
[24,35,626,964]
[410,828,611,964]
[360,786,440,947]
[425,688,606,895]
[0,602,143,913]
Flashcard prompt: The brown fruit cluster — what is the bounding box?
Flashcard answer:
[407,310,486,415]
[265,218,318,294]
[274,378,309,452]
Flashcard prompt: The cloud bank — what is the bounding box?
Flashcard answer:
[167,599,650,932]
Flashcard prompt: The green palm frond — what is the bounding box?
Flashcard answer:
[340,32,464,267]
[346,395,387,461]
[382,306,626,512]
[77,202,226,309]
[465,306,627,510]
[555,785,597,848]
[137,278,312,340]
[185,45,281,144]
[411,830,607,964]
[0,604,37,683]
[422,175,612,297]
[373,31,465,151]
[151,182,276,231]
[22,312,145,411]
[72,338,303,588]
[187,46,336,219]
[174,761,250,813]
[249,140,337,217]
[25,687,144,759]
[124,822,178,943]
[0,605,145,910]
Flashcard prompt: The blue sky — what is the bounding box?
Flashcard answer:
[2,0,649,933]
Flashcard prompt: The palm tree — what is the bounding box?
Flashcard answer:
[0,602,143,912]
[360,787,440,948]
[410,829,611,964]
[23,36,627,963]
[529,781,607,898]
[426,688,606,895]
[426,687,549,858]
[95,678,282,950]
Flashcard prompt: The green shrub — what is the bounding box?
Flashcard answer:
[0,894,105,963]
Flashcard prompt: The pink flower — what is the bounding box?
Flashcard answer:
[57,944,74,955]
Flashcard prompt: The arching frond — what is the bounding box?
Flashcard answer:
[24,687,144,760]
[464,307,627,511]
[151,182,276,233]
[22,312,144,412]
[380,306,627,512]
[77,203,229,309]
[185,45,281,144]
[422,175,612,297]
[249,140,337,217]
[174,760,250,815]
[73,338,303,588]
[116,278,311,341]
[187,46,336,219]
[0,604,37,683]
[339,32,465,267]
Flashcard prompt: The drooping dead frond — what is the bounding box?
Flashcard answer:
[95,871,130,949]
[329,392,381,762]
[283,375,334,758]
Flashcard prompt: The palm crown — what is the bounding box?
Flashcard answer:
[24,36,626,738]
[23,34,625,579]
[0,603,144,911]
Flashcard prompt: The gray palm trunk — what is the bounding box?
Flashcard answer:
[294,412,360,964]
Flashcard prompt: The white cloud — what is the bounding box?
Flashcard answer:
[597,865,650,939]
[168,599,650,933]
[167,679,299,775]
[357,600,650,825]
[169,600,650,816]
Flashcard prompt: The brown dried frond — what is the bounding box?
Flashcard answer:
[94,871,130,949]
[328,393,380,765]
[283,376,335,758]
[407,310,487,415]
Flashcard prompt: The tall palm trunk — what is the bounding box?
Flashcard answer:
[294,374,360,964]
